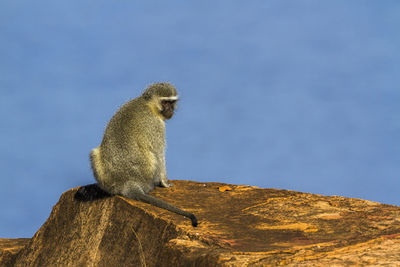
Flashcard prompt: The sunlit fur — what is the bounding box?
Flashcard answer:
[89,82,197,226]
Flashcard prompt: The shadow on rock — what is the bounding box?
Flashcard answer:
[74,183,112,202]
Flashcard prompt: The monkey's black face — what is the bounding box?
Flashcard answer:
[160,99,176,120]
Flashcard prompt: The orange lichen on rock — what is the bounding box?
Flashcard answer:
[218,186,233,192]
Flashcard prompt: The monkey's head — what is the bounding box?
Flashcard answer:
[143,82,178,120]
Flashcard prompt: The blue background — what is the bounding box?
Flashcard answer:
[1,1,399,237]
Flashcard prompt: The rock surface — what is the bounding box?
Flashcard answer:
[1,180,399,266]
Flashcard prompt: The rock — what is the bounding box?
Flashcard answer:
[1,180,399,266]
[0,238,29,266]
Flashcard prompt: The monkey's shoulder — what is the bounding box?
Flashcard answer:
[109,98,163,136]
[110,99,150,125]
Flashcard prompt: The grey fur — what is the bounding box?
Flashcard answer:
[90,83,197,226]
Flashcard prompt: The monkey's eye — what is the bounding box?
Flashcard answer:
[161,100,176,108]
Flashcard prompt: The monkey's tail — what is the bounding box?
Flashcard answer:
[135,193,198,227]
[74,183,112,201]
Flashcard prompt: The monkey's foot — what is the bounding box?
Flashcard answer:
[160,181,173,188]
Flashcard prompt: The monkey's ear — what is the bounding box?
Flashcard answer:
[74,184,112,202]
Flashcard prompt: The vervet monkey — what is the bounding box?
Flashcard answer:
[83,83,197,227]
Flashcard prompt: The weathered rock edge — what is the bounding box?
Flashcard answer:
[1,180,400,266]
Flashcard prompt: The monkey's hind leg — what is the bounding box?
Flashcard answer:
[123,186,198,227]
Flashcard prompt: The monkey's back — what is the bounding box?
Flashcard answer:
[92,97,166,194]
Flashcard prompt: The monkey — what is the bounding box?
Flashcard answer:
[83,82,198,227]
